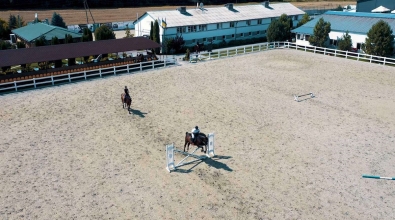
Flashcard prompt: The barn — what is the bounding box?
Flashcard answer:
[133,2,304,51]
[292,11,395,52]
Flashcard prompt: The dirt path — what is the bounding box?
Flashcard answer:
[0,49,394,219]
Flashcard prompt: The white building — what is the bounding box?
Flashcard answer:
[134,2,305,49]
[292,11,395,51]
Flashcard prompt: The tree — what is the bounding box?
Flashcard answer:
[51,36,60,45]
[125,26,132,38]
[35,35,47,47]
[337,31,352,51]
[150,21,153,40]
[65,34,75,66]
[81,28,93,42]
[51,12,66,28]
[297,13,311,28]
[0,18,9,40]
[267,14,291,42]
[334,5,343,11]
[309,18,331,47]
[153,19,160,53]
[94,25,115,41]
[16,41,25,49]
[0,40,11,50]
[8,14,16,30]
[65,34,73,44]
[362,20,394,57]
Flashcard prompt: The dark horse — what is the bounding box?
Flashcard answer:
[194,42,205,53]
[184,132,208,153]
[121,93,132,113]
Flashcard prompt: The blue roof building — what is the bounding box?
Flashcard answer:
[292,11,395,51]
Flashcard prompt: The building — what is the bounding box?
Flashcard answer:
[133,2,305,50]
[12,22,82,48]
[292,11,395,51]
[356,0,395,13]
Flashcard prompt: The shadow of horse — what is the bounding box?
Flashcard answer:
[130,108,147,118]
[173,155,233,173]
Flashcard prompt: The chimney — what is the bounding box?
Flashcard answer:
[177,6,187,14]
[35,13,38,23]
[264,1,269,8]
[225,3,234,10]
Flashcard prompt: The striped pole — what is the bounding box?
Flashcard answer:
[362,174,395,180]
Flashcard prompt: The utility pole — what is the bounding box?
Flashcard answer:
[83,0,95,25]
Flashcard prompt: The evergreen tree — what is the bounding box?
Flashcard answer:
[51,36,59,45]
[0,18,9,40]
[16,41,25,49]
[65,34,74,44]
[94,25,115,41]
[337,31,352,51]
[297,13,311,28]
[8,14,16,30]
[35,35,47,47]
[362,20,394,57]
[81,27,93,42]
[150,21,153,40]
[309,18,331,47]
[154,19,160,53]
[51,12,66,28]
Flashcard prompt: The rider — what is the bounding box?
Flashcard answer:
[191,126,200,144]
[124,86,130,99]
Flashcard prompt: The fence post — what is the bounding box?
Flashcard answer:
[259,44,261,51]
[113,66,116,75]
[140,62,142,71]
[324,48,326,55]
[227,49,229,57]
[383,57,386,66]
[370,55,372,63]
[152,60,155,69]
[100,68,102,77]
[68,73,71,82]
[266,43,268,50]
[51,75,54,85]
[252,45,254,52]
[127,64,130,73]
[314,46,316,53]
[164,59,166,67]
[346,51,348,59]
[235,48,237,55]
[84,71,87,80]
[335,50,337,57]
[244,46,245,54]
[33,78,36,88]
[209,52,211,59]
[357,53,360,61]
[14,81,17,91]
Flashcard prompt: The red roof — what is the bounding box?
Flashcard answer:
[0,37,161,67]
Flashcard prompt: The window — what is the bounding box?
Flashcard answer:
[188,25,197,32]
[294,15,298,20]
[357,43,361,49]
[257,19,262,25]
[305,35,310,41]
[246,20,251,26]
[297,34,301,40]
[222,35,225,39]
[217,23,222,29]
[232,34,234,38]
[199,24,207,31]
[249,32,251,36]
[230,22,235,28]
[213,37,216,40]
[177,27,185,34]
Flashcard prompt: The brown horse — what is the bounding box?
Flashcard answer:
[184,132,208,153]
[121,93,132,113]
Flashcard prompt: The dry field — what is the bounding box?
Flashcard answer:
[0,1,356,25]
[1,49,395,219]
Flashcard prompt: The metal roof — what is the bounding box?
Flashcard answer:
[0,37,161,67]
[292,11,395,35]
[11,23,82,42]
[143,3,305,27]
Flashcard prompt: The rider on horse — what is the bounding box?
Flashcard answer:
[124,86,130,99]
[191,126,200,144]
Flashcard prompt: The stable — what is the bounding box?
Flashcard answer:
[292,11,395,51]
[133,2,304,51]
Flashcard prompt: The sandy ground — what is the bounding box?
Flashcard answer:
[1,49,395,219]
[0,1,356,25]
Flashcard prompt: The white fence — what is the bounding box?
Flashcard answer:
[0,59,176,93]
[1,41,394,93]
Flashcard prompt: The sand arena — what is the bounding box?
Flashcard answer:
[1,49,395,219]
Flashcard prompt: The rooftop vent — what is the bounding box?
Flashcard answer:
[263,1,269,8]
[225,3,234,10]
[177,6,187,14]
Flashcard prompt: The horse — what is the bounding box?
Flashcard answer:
[121,93,132,113]
[194,42,205,54]
[184,132,208,153]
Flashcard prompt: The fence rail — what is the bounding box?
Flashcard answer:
[1,41,394,93]
[0,59,176,93]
